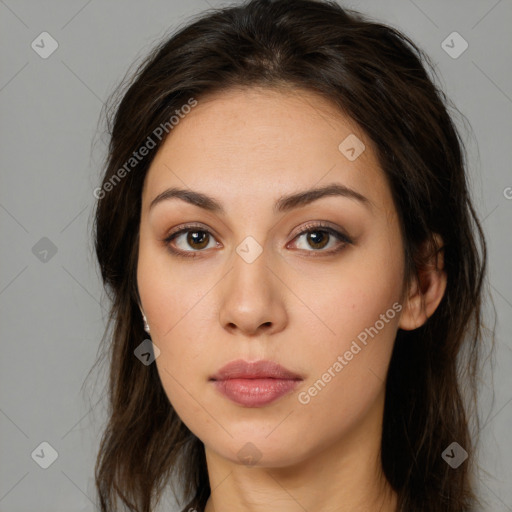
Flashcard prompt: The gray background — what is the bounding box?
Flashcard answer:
[0,0,511,511]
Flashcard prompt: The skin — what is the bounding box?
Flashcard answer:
[137,86,447,512]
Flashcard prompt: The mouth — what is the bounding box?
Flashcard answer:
[209,359,303,407]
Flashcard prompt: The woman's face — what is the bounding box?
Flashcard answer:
[137,86,408,467]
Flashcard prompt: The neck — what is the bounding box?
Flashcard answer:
[203,389,397,512]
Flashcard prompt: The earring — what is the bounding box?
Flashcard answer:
[142,313,150,334]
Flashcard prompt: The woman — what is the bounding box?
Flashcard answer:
[92,1,491,510]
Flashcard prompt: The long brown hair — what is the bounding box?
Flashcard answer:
[91,1,494,510]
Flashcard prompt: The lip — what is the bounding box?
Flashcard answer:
[210,359,303,381]
[209,359,303,407]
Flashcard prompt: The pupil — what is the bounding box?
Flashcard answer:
[189,231,208,249]
[308,231,328,249]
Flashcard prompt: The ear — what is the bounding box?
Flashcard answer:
[398,233,447,331]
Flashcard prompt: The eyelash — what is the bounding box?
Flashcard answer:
[162,221,353,259]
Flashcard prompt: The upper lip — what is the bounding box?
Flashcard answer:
[209,359,303,381]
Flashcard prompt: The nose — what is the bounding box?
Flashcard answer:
[217,244,288,337]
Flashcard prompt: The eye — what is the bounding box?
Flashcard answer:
[288,221,352,256]
[163,224,219,258]
[162,221,352,258]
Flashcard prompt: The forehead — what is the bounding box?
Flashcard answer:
[142,86,392,215]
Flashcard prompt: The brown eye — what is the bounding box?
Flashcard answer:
[163,225,218,258]
[304,231,330,250]
[185,230,210,250]
[163,222,352,259]
[290,223,352,255]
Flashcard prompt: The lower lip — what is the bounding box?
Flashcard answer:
[212,378,301,407]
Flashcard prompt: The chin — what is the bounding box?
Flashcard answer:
[203,428,312,468]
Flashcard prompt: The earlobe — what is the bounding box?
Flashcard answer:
[137,296,151,334]
[139,305,150,334]
[398,234,447,331]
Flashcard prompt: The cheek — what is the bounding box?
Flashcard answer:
[292,300,399,455]
[137,240,217,405]
[289,232,404,357]
[289,233,403,417]
[137,238,209,342]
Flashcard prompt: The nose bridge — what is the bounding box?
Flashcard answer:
[229,234,273,302]
[217,234,287,335]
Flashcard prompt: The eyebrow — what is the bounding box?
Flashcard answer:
[149,183,372,214]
